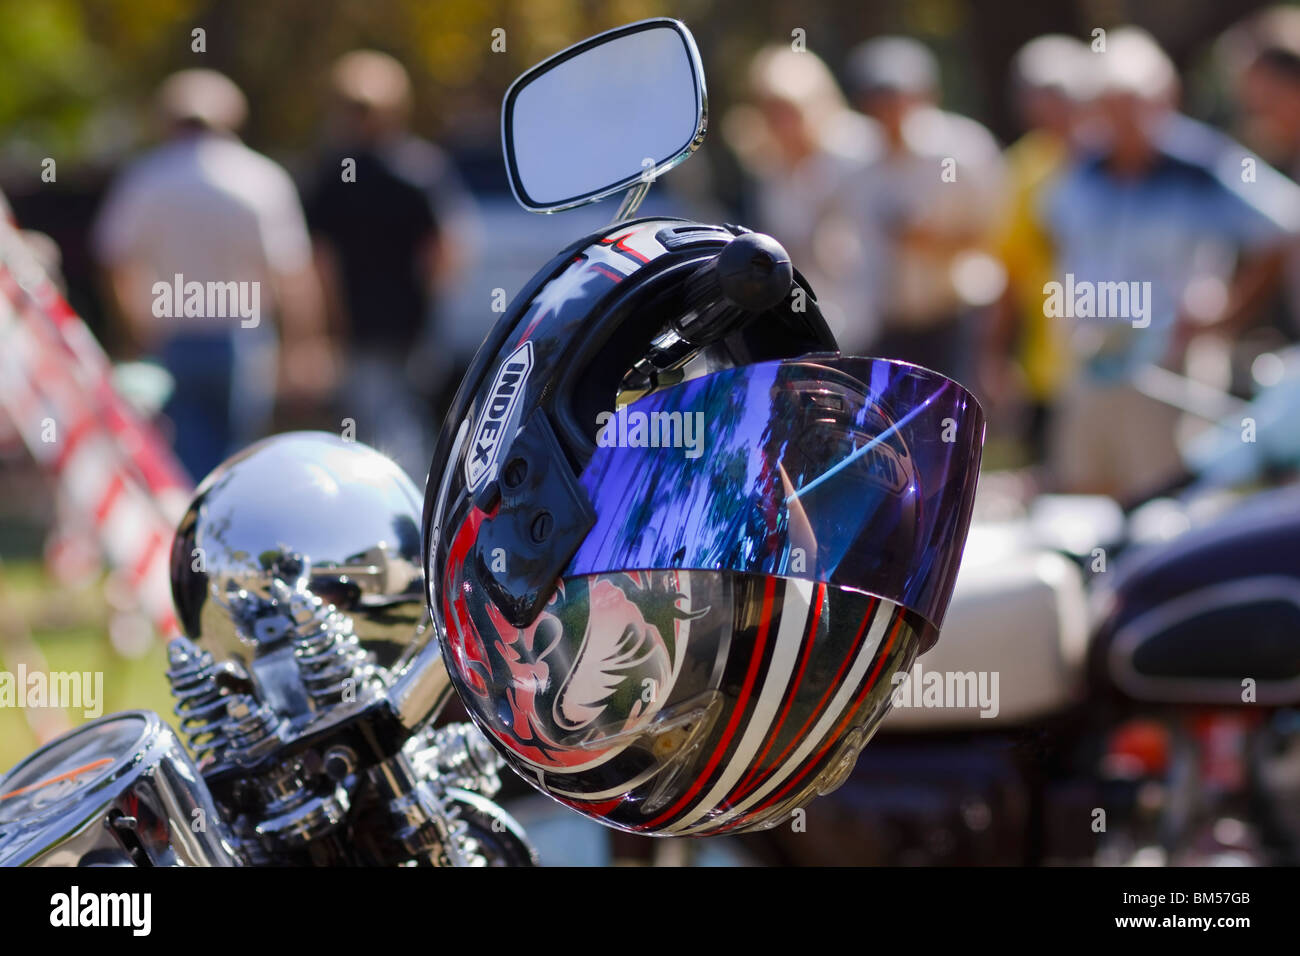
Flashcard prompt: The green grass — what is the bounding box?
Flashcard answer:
[0,562,178,772]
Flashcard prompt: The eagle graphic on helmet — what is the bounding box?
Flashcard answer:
[448,564,705,772]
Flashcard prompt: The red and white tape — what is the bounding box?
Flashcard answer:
[0,220,190,638]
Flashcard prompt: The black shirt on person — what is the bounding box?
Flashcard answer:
[302,138,442,354]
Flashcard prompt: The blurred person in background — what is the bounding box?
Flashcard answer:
[1222,6,1300,345]
[92,69,331,482]
[1042,27,1300,500]
[1224,7,1300,178]
[981,34,1093,463]
[843,36,1006,385]
[301,50,478,482]
[722,45,880,351]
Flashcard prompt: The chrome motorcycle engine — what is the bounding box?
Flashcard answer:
[159,432,535,866]
[0,433,535,867]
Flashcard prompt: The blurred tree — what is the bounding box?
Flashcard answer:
[0,0,209,160]
[0,0,1282,166]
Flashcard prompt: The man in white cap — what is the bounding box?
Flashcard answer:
[1042,27,1300,500]
[843,36,1006,386]
[93,69,330,480]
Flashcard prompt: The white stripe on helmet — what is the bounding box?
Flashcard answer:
[675,599,897,835]
[664,577,814,834]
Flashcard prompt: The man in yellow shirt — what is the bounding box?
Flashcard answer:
[983,35,1091,461]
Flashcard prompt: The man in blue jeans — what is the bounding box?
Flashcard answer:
[93,69,331,481]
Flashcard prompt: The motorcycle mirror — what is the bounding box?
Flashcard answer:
[502,18,707,217]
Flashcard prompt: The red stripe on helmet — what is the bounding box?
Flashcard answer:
[631,576,779,831]
[728,581,826,804]
[555,794,624,818]
[719,608,906,833]
[442,507,491,697]
[725,592,879,808]
[599,230,651,263]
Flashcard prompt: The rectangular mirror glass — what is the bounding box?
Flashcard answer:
[503,19,707,213]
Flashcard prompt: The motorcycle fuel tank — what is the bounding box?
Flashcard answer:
[1092,485,1300,705]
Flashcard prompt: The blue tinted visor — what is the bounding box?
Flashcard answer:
[565,356,984,630]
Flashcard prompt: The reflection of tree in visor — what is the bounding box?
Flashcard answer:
[762,365,919,587]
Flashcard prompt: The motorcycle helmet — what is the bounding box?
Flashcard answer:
[424,219,984,835]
